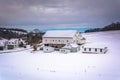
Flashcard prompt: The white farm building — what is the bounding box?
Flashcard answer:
[7,38,19,49]
[42,30,85,49]
[60,42,80,53]
[81,43,107,54]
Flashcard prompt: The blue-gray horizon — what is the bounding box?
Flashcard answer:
[0,0,120,30]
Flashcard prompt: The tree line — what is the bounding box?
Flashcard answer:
[0,27,27,39]
[0,27,27,32]
[85,22,120,33]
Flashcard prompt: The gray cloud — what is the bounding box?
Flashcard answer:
[0,0,120,29]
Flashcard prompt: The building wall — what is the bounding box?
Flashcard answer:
[59,48,71,53]
[72,31,82,44]
[79,40,86,44]
[82,47,107,53]
[8,40,19,48]
[71,48,78,52]
[43,37,74,44]
[43,46,54,53]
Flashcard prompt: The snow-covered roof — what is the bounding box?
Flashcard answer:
[70,43,79,47]
[43,30,78,38]
[62,42,79,49]
[83,43,107,49]
[8,38,19,42]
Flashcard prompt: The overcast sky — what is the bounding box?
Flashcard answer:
[0,0,120,30]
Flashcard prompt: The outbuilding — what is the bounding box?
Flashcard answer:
[60,43,80,53]
[81,43,107,54]
[43,46,54,53]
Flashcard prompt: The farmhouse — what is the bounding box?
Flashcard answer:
[0,39,8,50]
[7,38,19,49]
[60,42,80,53]
[81,43,107,54]
[43,30,85,49]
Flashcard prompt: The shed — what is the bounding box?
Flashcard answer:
[81,43,107,54]
[43,46,54,53]
[59,43,80,53]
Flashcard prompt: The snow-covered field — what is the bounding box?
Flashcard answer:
[0,30,120,80]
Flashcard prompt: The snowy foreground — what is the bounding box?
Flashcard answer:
[0,31,120,80]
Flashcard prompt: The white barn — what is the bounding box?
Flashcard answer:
[81,43,107,54]
[43,30,84,49]
[60,42,80,53]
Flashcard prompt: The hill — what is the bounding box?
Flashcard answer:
[85,22,120,33]
[0,27,28,39]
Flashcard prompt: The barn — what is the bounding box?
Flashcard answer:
[81,43,107,54]
[42,30,85,49]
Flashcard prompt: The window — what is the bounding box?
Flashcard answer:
[53,40,54,42]
[45,39,47,41]
[100,49,102,52]
[84,48,86,51]
[89,48,91,51]
[95,48,97,52]
[67,40,69,42]
[45,44,49,46]
[59,40,60,42]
